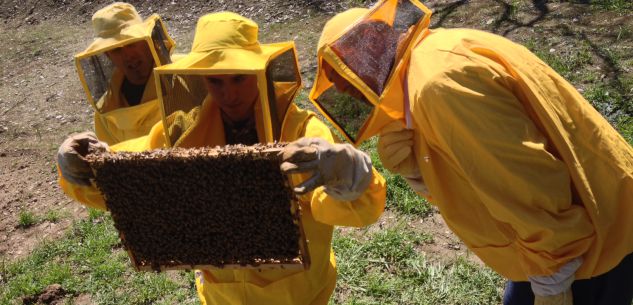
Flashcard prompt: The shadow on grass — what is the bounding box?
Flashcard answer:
[565,24,633,118]
[491,0,549,36]
[430,0,469,28]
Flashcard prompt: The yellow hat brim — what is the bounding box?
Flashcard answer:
[77,16,156,57]
[155,42,292,74]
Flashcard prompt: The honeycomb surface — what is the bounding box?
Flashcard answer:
[87,143,305,271]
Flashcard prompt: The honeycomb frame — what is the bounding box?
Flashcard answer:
[87,144,310,272]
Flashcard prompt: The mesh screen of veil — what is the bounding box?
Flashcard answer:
[266,49,301,141]
[79,52,115,109]
[330,0,424,96]
[316,87,374,142]
[159,73,209,146]
[79,21,172,112]
[318,0,425,142]
[150,20,172,66]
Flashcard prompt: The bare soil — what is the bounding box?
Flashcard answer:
[0,0,631,290]
[21,283,66,305]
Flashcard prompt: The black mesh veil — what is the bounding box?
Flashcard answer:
[79,53,115,109]
[266,49,301,141]
[313,0,427,144]
[329,0,424,97]
[316,88,374,142]
[158,73,208,146]
[76,17,173,112]
[150,19,172,66]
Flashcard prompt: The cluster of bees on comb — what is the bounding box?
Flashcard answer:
[86,143,309,272]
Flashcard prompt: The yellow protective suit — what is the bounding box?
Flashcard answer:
[93,71,162,145]
[312,0,633,281]
[59,11,387,305]
[74,3,177,145]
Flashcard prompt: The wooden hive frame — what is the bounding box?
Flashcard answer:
[87,144,311,272]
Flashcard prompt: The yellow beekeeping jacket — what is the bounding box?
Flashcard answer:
[93,70,162,145]
[58,97,386,304]
[407,28,633,280]
[75,4,177,146]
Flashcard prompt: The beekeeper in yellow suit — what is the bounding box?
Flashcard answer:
[75,2,177,145]
[56,12,386,305]
[309,1,633,305]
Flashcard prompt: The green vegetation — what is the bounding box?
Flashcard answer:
[317,88,374,141]
[330,225,502,305]
[507,0,522,19]
[587,0,633,12]
[43,210,63,223]
[1,210,198,305]
[524,38,633,143]
[17,210,37,228]
[616,115,633,144]
[16,209,64,229]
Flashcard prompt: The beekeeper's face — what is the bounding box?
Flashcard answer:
[321,60,367,102]
[204,74,259,123]
[106,40,155,85]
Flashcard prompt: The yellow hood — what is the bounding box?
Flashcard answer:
[74,3,176,110]
[154,12,302,146]
[310,0,432,145]
[78,3,174,57]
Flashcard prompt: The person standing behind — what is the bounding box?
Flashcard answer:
[75,2,177,145]
[308,1,633,304]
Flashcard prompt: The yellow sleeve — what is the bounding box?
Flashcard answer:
[418,58,594,276]
[302,116,386,227]
[57,121,165,210]
[57,167,107,211]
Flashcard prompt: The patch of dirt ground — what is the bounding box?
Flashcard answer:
[368,209,484,265]
[21,283,66,305]
[0,0,631,281]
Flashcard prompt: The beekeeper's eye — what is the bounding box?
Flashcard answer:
[206,76,224,87]
[232,75,246,84]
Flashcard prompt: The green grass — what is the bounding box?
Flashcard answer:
[507,0,522,19]
[524,39,593,82]
[43,210,63,223]
[16,209,65,229]
[616,116,633,145]
[524,38,633,139]
[616,25,633,42]
[330,224,503,305]
[587,0,633,12]
[0,210,198,305]
[17,210,37,228]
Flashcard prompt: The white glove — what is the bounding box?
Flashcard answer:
[280,137,373,201]
[529,257,582,305]
[57,131,109,186]
[533,289,573,305]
